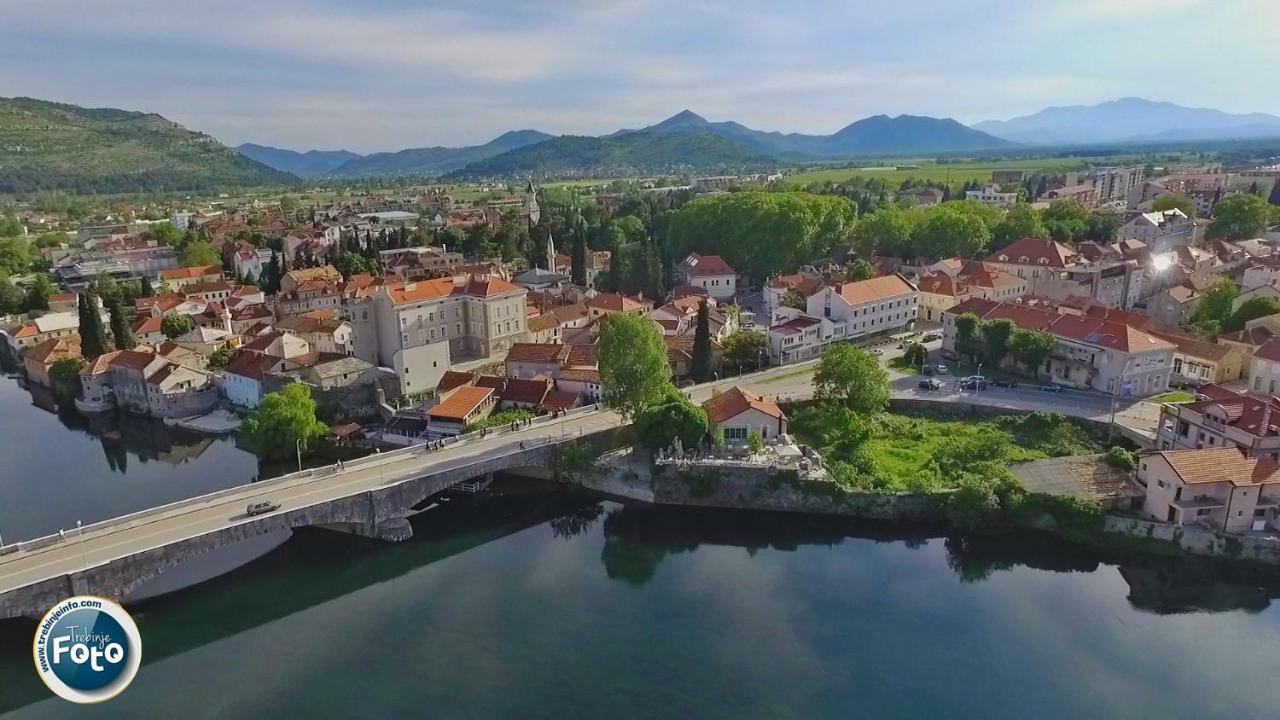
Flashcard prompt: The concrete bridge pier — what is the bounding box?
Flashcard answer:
[356,517,414,542]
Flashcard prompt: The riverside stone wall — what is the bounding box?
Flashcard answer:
[650,461,946,521]
[1104,516,1280,565]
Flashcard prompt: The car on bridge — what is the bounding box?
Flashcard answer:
[246,501,281,517]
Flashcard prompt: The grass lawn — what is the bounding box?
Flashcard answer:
[887,357,920,375]
[759,366,817,384]
[1150,391,1197,404]
[784,158,1095,187]
[791,406,1109,492]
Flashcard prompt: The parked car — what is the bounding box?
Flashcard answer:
[922,333,942,342]
[918,378,943,390]
[935,364,950,374]
[1040,384,1063,393]
[246,501,280,517]
[992,379,1018,388]
[960,377,987,391]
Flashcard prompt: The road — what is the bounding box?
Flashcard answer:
[0,347,1158,598]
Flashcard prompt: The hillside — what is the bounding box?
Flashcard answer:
[328,130,554,177]
[0,97,298,194]
[975,97,1280,145]
[443,131,775,180]
[612,110,1014,158]
[236,143,362,177]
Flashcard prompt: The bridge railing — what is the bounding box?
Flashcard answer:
[2,405,611,555]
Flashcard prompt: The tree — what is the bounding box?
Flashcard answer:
[665,192,858,281]
[1007,328,1056,378]
[24,273,53,311]
[847,258,875,281]
[1190,278,1239,335]
[77,292,111,359]
[852,205,912,258]
[780,288,807,310]
[138,275,155,298]
[208,347,233,369]
[992,203,1047,247]
[597,312,672,418]
[1269,180,1280,208]
[570,220,588,286]
[722,329,767,370]
[902,341,927,369]
[954,312,981,360]
[161,313,193,339]
[633,387,711,450]
[240,384,327,461]
[813,344,890,415]
[747,431,764,455]
[1225,296,1280,332]
[107,298,136,350]
[0,237,33,275]
[1041,200,1090,243]
[635,238,665,300]
[980,318,1015,368]
[182,239,221,268]
[917,206,992,258]
[1152,193,1196,218]
[144,221,183,246]
[48,357,85,401]
[691,300,713,382]
[1207,194,1271,240]
[0,272,24,314]
[261,251,281,294]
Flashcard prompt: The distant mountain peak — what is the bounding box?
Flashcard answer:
[974,97,1280,146]
[653,110,710,128]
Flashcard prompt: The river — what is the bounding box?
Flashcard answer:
[4,376,1280,717]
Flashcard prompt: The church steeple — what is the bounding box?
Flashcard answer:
[545,232,556,272]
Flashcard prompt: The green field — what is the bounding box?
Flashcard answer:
[784,158,1096,187]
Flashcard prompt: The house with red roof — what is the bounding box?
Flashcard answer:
[1157,384,1280,458]
[942,296,1175,396]
[917,261,1028,323]
[349,273,528,395]
[984,237,1142,310]
[805,274,919,341]
[676,252,737,301]
[702,386,787,444]
[1139,447,1280,533]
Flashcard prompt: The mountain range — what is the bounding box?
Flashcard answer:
[235,144,361,177]
[975,97,1280,145]
[0,96,296,194]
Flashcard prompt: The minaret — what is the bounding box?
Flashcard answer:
[545,232,556,272]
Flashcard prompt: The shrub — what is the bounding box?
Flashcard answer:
[747,431,764,454]
[1104,446,1137,472]
[946,478,1001,530]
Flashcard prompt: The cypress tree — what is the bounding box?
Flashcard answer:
[571,227,587,285]
[639,238,665,301]
[139,275,155,298]
[78,291,111,359]
[107,298,136,350]
[1269,180,1280,207]
[691,299,712,382]
[263,251,281,293]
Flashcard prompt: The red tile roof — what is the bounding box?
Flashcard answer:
[506,343,566,364]
[681,253,735,277]
[702,386,785,424]
[834,274,915,305]
[436,370,475,393]
[428,386,493,421]
[986,238,1076,268]
[1157,447,1280,486]
[223,350,277,381]
[501,378,551,405]
[160,265,220,281]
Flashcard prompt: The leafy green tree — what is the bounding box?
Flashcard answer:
[1190,279,1239,335]
[1041,200,1090,243]
[665,192,858,280]
[437,226,467,254]
[138,275,155,298]
[107,298,136,350]
[0,237,33,275]
[980,318,1015,368]
[1207,194,1271,240]
[240,384,327,461]
[1152,193,1196,218]
[954,312,981,360]
[847,258,875,281]
[636,238,665,300]
[992,203,1047,247]
[612,215,647,244]
[747,431,764,454]
[0,272,25,314]
[690,300,713,382]
[161,313,193,339]
[48,357,85,401]
[261,251,281,294]
[917,205,992,258]
[77,292,111,359]
[721,329,767,370]
[1007,328,1056,378]
[813,344,890,414]
[182,239,221,268]
[0,216,24,237]
[208,347,233,369]
[597,312,672,418]
[1225,296,1280,332]
[145,221,184,246]
[25,273,53,311]
[633,387,711,450]
[902,341,927,369]
[780,288,807,310]
[946,477,1001,531]
[852,204,912,258]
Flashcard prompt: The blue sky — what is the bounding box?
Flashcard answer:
[1,0,1275,153]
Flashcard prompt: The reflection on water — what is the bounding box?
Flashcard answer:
[0,374,260,542]
[4,488,1280,718]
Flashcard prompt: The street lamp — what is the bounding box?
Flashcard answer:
[76,520,88,572]
[296,438,303,472]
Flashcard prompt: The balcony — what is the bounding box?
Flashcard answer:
[1172,495,1226,511]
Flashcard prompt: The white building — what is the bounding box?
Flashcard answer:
[675,253,737,301]
[1118,209,1193,251]
[965,185,1018,207]
[805,274,919,340]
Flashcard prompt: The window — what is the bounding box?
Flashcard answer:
[724,427,748,440]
